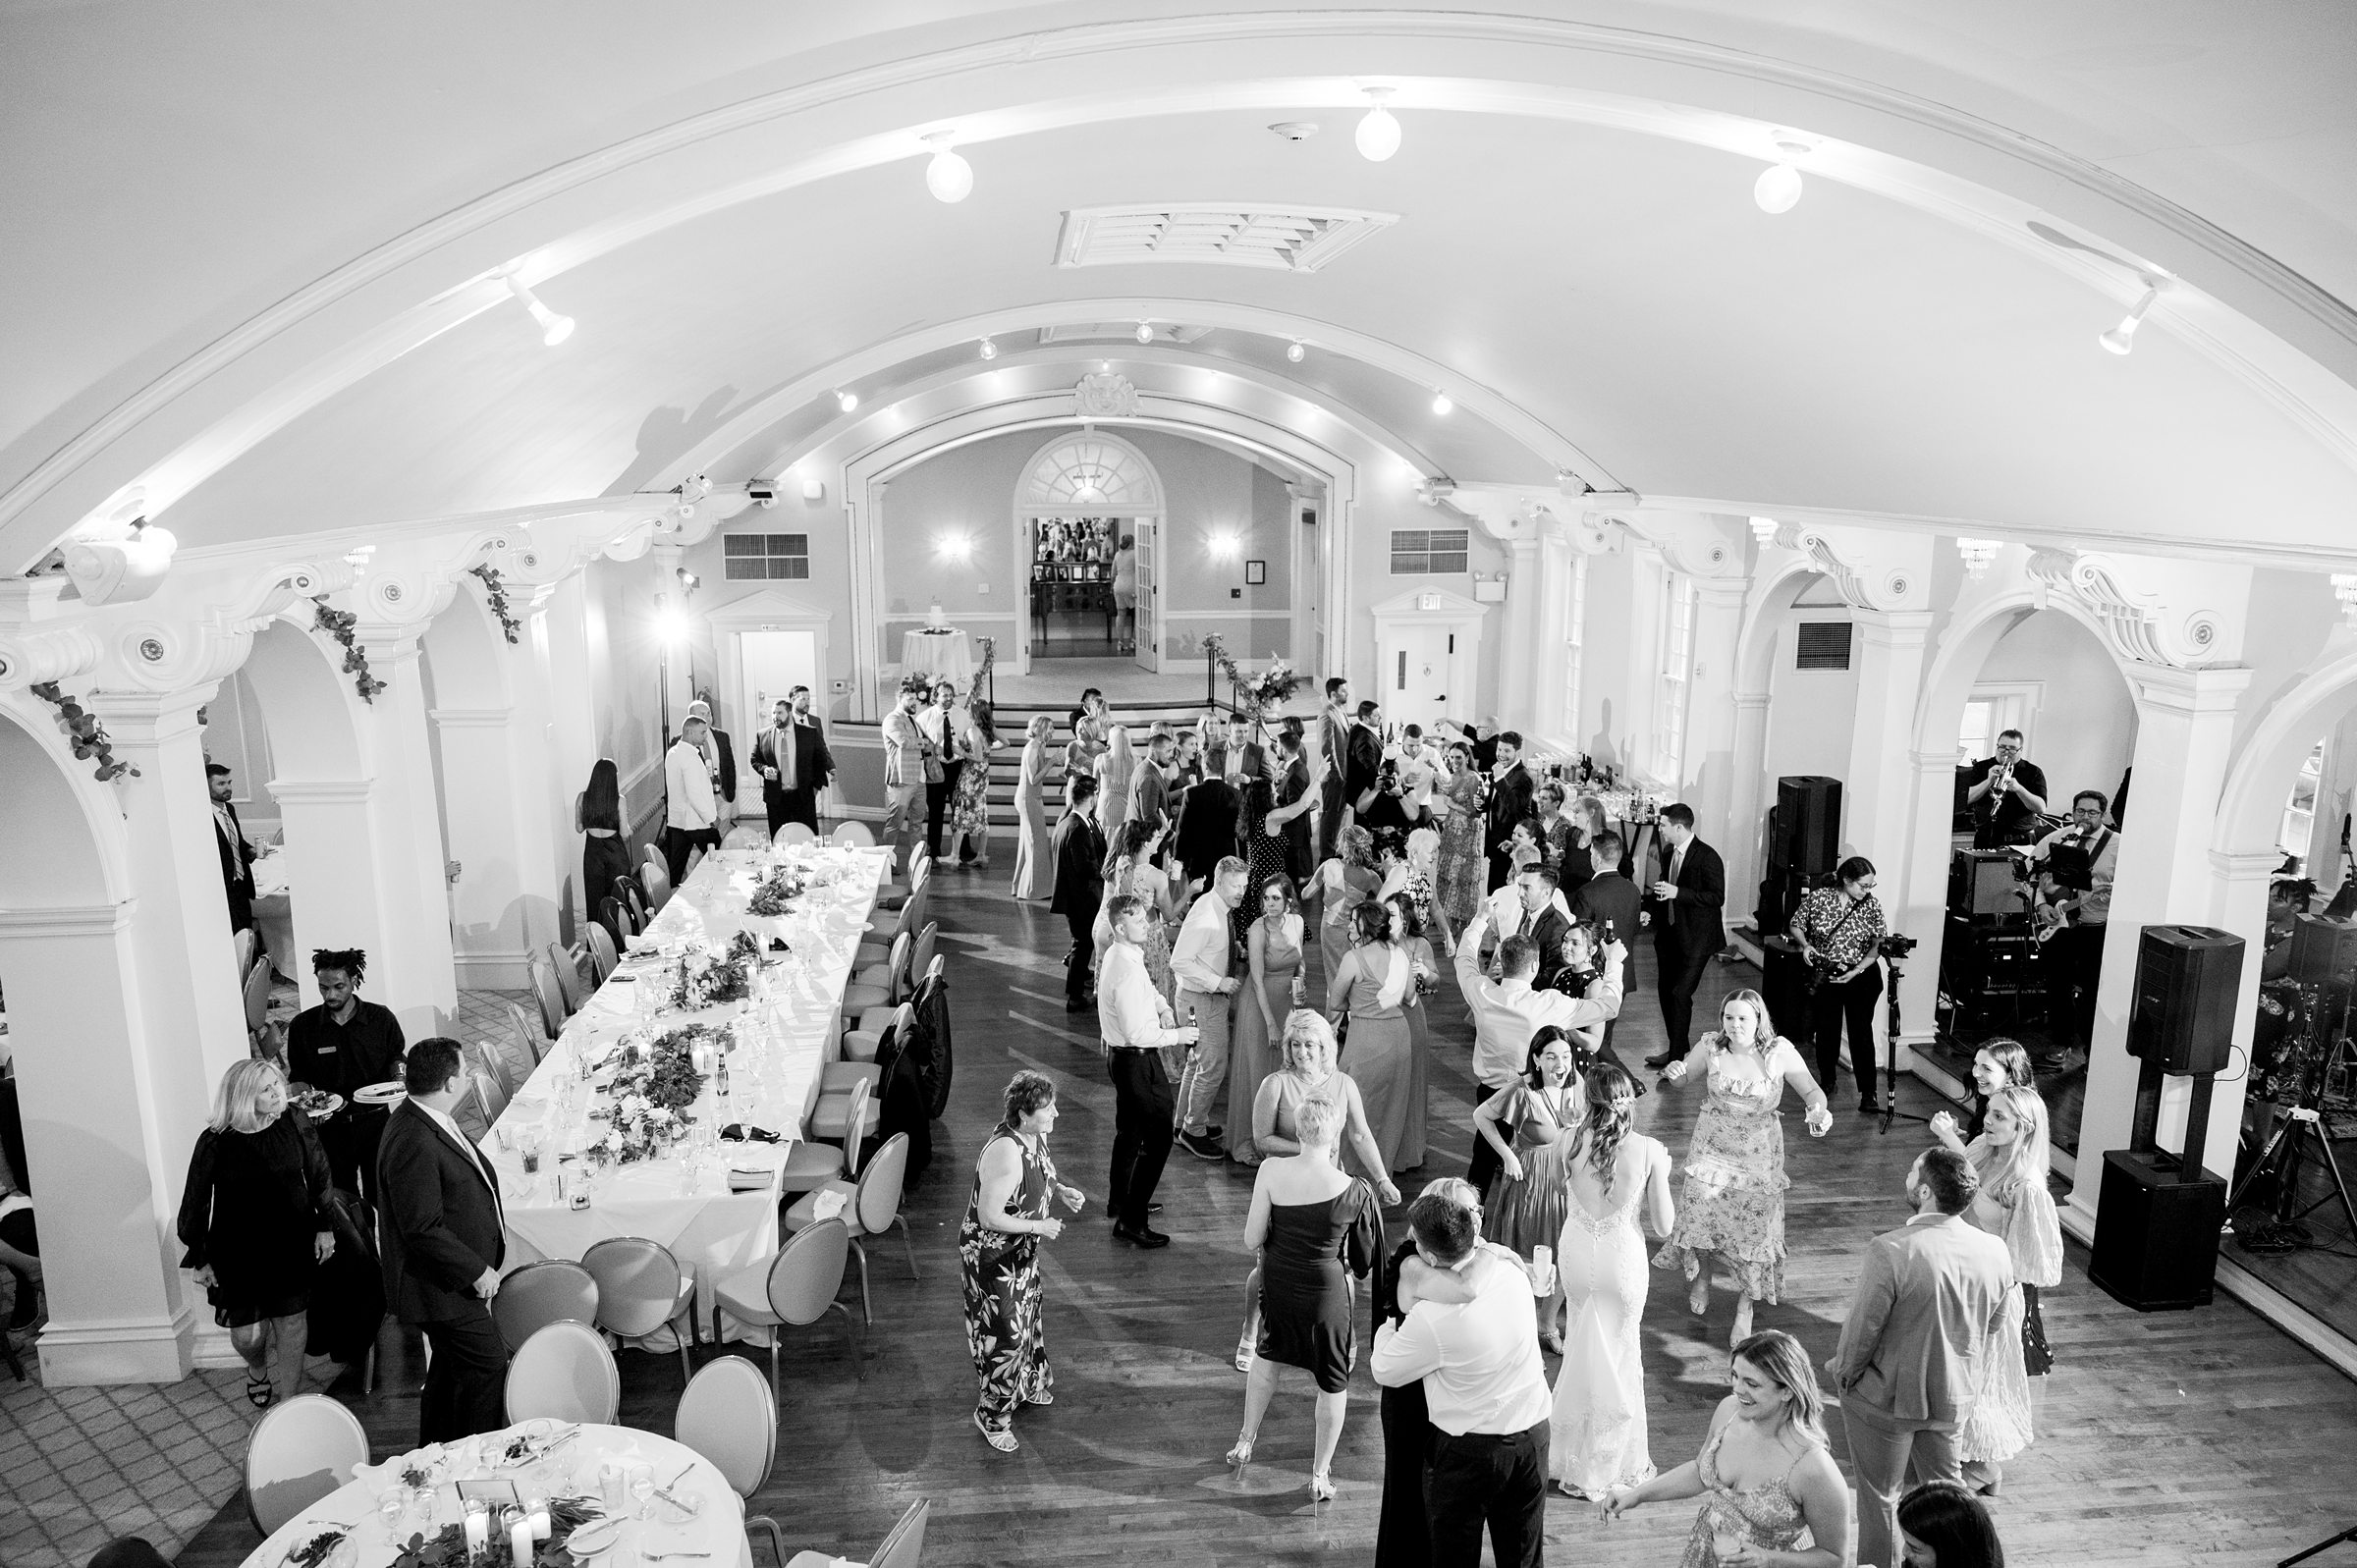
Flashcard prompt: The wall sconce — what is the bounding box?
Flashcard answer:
[801,477,826,502]
[1208,532,1240,562]
[936,532,973,563]
[1955,538,2002,578]
[2332,572,2357,626]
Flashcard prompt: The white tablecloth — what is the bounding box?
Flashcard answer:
[900,626,973,689]
[239,1421,752,1568]
[484,842,886,1341]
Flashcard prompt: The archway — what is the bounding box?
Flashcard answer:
[1011,431,1167,673]
[1726,563,1855,928]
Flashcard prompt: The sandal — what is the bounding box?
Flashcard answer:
[1225,1435,1254,1467]
[973,1413,1018,1453]
[1025,1390,1055,1406]
[1309,1471,1336,1503]
[245,1370,274,1409]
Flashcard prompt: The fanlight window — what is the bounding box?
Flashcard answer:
[1019,436,1163,512]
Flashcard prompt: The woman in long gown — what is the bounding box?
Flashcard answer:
[1094,723,1134,850]
[1327,900,1422,1172]
[1599,1328,1851,1568]
[1271,729,1318,887]
[1432,743,1487,932]
[1096,818,1179,1002]
[1384,892,1437,1161]
[1315,825,1381,990]
[1228,875,1304,1165]
[1956,1084,2064,1494]
[945,696,1000,869]
[1237,765,1291,956]
[1551,1061,1676,1497]
[1225,1093,1382,1503]
[1472,1026,1582,1348]
[1654,991,1835,1348]
[959,1070,1084,1452]
[576,758,630,941]
[1010,716,1055,900]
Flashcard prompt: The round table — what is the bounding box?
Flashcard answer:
[240,1421,752,1568]
[900,626,974,691]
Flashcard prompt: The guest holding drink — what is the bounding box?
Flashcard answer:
[1228,875,1305,1166]
[1472,1027,1583,1351]
[959,1071,1084,1452]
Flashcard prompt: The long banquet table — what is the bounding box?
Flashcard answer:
[480,838,889,1341]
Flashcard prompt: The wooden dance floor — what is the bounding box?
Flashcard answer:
[179,873,2357,1568]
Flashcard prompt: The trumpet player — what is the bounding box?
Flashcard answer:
[2024,790,2118,1065]
[1964,729,2049,848]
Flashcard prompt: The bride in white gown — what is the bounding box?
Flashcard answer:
[1550,1059,1678,1498]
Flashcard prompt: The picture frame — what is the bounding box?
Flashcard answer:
[1244,559,1266,585]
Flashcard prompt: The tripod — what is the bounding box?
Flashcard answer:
[2278,1523,2357,1567]
[2226,1014,2357,1257]
[1876,954,1934,1135]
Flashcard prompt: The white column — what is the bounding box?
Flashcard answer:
[1895,749,1959,1058]
[432,707,560,990]
[1722,691,1773,931]
[0,903,198,1383]
[535,571,603,937]
[356,629,458,1032]
[1529,527,1573,747]
[1683,578,1748,838]
[1844,611,1935,881]
[1495,534,1544,731]
[2070,664,2253,1224]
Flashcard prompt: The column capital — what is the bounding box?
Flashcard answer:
[2208,848,2285,881]
[1912,749,1959,773]
[2128,661,2253,715]
[1733,691,1772,711]
[428,707,512,730]
[1693,575,1751,613]
[83,686,218,742]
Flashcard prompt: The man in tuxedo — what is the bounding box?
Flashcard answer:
[1050,775,1107,1012]
[378,1038,510,1444]
[207,763,258,934]
[1643,803,1727,1070]
[1318,676,1351,863]
[1128,731,1177,836]
[1570,830,1642,1056]
[1345,700,1386,813]
[751,687,834,836]
[1483,730,1536,892]
[685,696,738,820]
[1509,864,1575,988]
[1171,765,1240,886]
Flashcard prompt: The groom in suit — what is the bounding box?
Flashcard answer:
[1643,802,1727,1070]
[752,687,835,836]
[378,1038,510,1444]
[1830,1147,2015,1568]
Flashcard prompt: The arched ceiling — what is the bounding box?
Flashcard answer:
[8,2,2357,573]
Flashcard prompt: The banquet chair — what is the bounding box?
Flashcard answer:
[710,1217,857,1401]
[546,941,590,1014]
[783,1133,916,1325]
[505,999,553,1065]
[584,922,621,984]
[600,895,639,952]
[471,1068,512,1126]
[779,1077,868,1196]
[579,1236,700,1383]
[613,876,653,932]
[840,934,909,1015]
[642,849,675,911]
[529,954,570,1040]
[908,921,939,988]
[773,822,817,848]
[466,1038,518,1102]
[505,1320,621,1425]
[827,1002,909,1091]
[492,1260,601,1353]
[449,1074,496,1144]
[723,822,768,851]
[866,861,927,939]
[806,1061,881,1152]
[245,1393,370,1536]
[831,820,876,849]
[775,1499,929,1568]
[906,958,954,1121]
[875,845,927,910]
[232,927,257,986]
[674,1355,776,1501]
[242,959,275,1056]
[482,1026,536,1097]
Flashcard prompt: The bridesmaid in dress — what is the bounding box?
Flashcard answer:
[1236,763,1291,956]
[1097,819,1179,1003]
[1384,892,1437,1158]
[1010,716,1055,900]
[1471,1026,1582,1349]
[1599,1329,1850,1568]
[1228,875,1304,1164]
[1270,727,1318,888]
[1094,723,1134,850]
[1432,743,1488,933]
[1956,1085,2064,1495]
[1326,900,1422,1172]
[1314,825,1381,990]
[1549,1060,1675,1497]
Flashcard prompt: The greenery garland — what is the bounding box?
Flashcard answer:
[311,597,389,704]
[468,564,522,644]
[27,681,139,782]
[390,1493,603,1568]
[1198,633,1301,713]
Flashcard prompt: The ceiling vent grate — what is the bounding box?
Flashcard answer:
[1055,204,1398,273]
[1794,622,1853,671]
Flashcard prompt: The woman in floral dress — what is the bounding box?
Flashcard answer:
[1432,742,1487,932]
[1654,991,1835,1348]
[945,695,1000,868]
[959,1071,1084,1453]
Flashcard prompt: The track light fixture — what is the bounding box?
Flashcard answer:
[1753,140,1810,215]
[1355,86,1401,162]
[1430,392,1453,416]
[921,132,973,203]
[1287,340,1306,363]
[503,275,576,346]
[835,390,859,412]
[978,337,998,359]
[1134,321,1155,345]
[2099,283,2161,355]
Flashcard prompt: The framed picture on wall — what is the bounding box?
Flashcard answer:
[1245,559,1266,585]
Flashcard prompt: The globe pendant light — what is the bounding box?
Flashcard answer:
[1355,87,1401,162]
[2100,286,2159,355]
[978,338,998,359]
[1753,140,1810,214]
[922,132,973,203]
[1287,340,1306,362]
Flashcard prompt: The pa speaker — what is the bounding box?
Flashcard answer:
[1776,776,1842,878]
[2124,925,2244,1075]
[2286,913,2357,990]
[1948,849,2020,919]
[2087,1148,2222,1310]
[1759,935,1813,1042]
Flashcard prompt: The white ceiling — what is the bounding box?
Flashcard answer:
[8,1,2357,569]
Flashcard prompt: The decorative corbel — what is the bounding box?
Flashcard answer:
[0,622,105,690]
[2023,548,2245,668]
[1771,520,1926,609]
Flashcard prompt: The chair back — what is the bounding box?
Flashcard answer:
[233,928,257,984]
[835,1077,872,1177]
[600,894,639,947]
[907,858,934,930]
[723,823,768,850]
[529,956,568,1039]
[492,1260,600,1352]
[886,933,913,1004]
[585,921,620,983]
[673,1355,777,1497]
[579,1236,687,1338]
[911,921,939,985]
[869,1002,915,1078]
[242,959,272,1035]
[245,1393,369,1536]
[853,1133,910,1239]
[466,1039,515,1100]
[504,1320,620,1425]
[504,999,552,1066]
[642,854,674,911]
[546,942,589,1013]
[869,1500,931,1568]
[831,820,876,848]
[775,822,817,847]
[764,1217,851,1325]
[472,1068,511,1126]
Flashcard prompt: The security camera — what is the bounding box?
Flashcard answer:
[747,481,779,510]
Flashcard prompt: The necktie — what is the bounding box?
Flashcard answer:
[1665,845,1684,926]
[779,726,796,789]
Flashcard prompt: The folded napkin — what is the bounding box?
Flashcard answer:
[809,1188,849,1221]
[720,1124,781,1143]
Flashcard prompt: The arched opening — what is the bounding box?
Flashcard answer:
[1013,431,1167,672]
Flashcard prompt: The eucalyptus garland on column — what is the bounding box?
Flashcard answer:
[311,596,389,703]
[27,681,139,782]
[467,564,522,644]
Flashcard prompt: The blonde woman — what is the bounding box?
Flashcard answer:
[1011,714,1057,900]
[1314,824,1382,983]
[1956,1084,2063,1494]
[1095,723,1135,848]
[177,1058,335,1408]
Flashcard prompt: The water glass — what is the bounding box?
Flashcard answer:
[1711,1526,1743,1564]
[378,1487,408,1544]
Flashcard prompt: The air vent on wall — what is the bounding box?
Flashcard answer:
[1794,622,1853,671]
[1055,204,1398,272]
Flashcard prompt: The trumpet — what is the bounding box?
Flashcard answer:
[1988,758,2016,798]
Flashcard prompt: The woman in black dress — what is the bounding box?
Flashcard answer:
[1267,726,1317,888]
[1237,759,1293,955]
[577,758,630,941]
[1226,1093,1380,1502]
[178,1057,335,1408]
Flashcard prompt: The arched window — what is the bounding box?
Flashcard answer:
[1017,434,1164,513]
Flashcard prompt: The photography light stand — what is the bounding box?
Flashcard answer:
[2278,1522,2357,1567]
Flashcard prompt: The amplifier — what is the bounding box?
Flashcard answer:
[2286,913,2357,991]
[1948,848,2020,919]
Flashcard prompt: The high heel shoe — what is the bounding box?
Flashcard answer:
[1687,1278,1710,1317]
[1225,1434,1254,1467]
[1234,1335,1255,1374]
[1309,1471,1336,1502]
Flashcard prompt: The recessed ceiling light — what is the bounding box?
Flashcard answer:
[1268,121,1320,142]
[1430,392,1453,416]
[835,390,859,412]
[1356,87,1401,162]
[978,338,998,359]
[921,131,973,203]
[1287,340,1306,363]
[1135,322,1155,345]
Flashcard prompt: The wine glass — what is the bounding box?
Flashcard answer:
[1711,1524,1743,1564]
[628,1464,658,1521]
[377,1487,408,1544]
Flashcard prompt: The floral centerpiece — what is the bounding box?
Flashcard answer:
[746,861,807,918]
[391,1494,603,1568]
[585,1026,712,1166]
[665,929,761,1010]
[1201,633,1302,716]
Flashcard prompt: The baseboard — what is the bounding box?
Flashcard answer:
[455,952,533,990]
[36,1305,198,1385]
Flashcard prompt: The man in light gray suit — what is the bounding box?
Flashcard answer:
[1829,1146,2015,1568]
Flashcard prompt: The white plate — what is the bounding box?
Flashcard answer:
[353,1081,407,1106]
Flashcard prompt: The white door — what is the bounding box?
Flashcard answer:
[1130,516,1160,672]
[1388,623,1456,730]
[738,629,819,803]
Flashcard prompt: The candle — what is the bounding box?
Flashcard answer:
[511,1519,534,1567]
[525,1497,551,1541]
[463,1500,490,1554]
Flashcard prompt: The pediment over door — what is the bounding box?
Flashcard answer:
[704,588,832,628]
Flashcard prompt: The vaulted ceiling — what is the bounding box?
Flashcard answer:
[8,2,2357,572]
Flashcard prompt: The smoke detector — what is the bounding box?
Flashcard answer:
[1268,121,1320,142]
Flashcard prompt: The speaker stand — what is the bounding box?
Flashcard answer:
[2278,1524,2357,1567]
[1875,957,1934,1134]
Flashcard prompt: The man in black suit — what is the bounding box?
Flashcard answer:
[1484,730,1537,892]
[1570,831,1642,1055]
[1511,864,1574,988]
[1171,765,1240,887]
[207,763,258,933]
[750,688,835,837]
[1345,700,1386,813]
[1050,775,1107,1012]
[1317,677,1351,863]
[377,1038,509,1444]
[1643,803,1727,1070]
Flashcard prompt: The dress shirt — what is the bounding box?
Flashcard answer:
[2029,824,2118,925]
[414,1097,504,1236]
[213,800,245,848]
[664,739,717,830]
[1098,942,1182,1052]
[771,724,797,790]
[1453,908,1621,1090]
[1371,1251,1552,1435]
[1170,891,1235,994]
